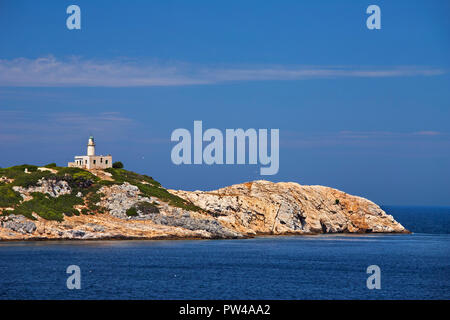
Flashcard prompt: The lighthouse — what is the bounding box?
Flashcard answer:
[68,136,112,169]
[87,136,96,156]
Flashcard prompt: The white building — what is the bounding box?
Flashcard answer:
[68,136,112,169]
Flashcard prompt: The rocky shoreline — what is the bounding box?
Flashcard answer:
[0,168,409,241]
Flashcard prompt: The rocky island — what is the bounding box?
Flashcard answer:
[0,165,408,240]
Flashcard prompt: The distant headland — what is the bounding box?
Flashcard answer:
[0,137,408,241]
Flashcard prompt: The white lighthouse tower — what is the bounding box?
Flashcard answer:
[68,136,112,169]
[87,136,96,156]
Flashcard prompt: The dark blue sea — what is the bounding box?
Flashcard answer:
[0,206,449,300]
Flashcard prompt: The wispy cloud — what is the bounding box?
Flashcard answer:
[414,130,441,136]
[0,110,134,143]
[0,56,445,87]
[281,130,450,152]
[51,112,133,125]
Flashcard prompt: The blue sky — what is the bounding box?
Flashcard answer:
[0,0,449,206]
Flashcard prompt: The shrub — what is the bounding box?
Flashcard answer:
[126,207,138,217]
[57,167,98,181]
[105,168,160,186]
[335,199,340,205]
[136,201,160,214]
[112,161,124,169]
[0,165,38,179]
[85,188,105,212]
[12,170,53,188]
[0,185,22,208]
[44,163,57,168]
[11,193,83,221]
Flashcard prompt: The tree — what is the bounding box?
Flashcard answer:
[112,161,124,169]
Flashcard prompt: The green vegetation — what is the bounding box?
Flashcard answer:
[126,207,138,217]
[0,165,38,179]
[11,193,83,221]
[335,199,340,205]
[105,168,159,186]
[56,167,98,182]
[0,164,200,222]
[0,164,101,221]
[85,185,105,212]
[0,165,50,207]
[136,201,160,214]
[44,163,57,168]
[12,170,53,188]
[126,201,160,217]
[0,185,22,208]
[112,161,124,169]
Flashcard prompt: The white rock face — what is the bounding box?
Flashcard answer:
[171,180,408,235]
[0,215,36,234]
[0,176,14,184]
[13,178,71,198]
[98,182,152,218]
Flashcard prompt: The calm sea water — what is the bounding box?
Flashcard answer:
[0,206,449,300]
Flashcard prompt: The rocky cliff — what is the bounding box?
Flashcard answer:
[0,165,408,240]
[171,181,407,235]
